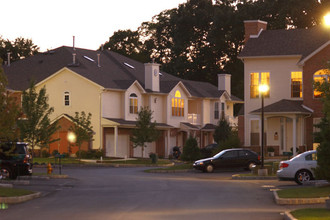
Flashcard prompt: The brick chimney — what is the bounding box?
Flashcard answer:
[244,20,267,43]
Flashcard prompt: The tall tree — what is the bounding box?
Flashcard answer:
[18,81,59,160]
[130,107,159,158]
[313,67,330,182]
[69,111,94,160]
[0,36,39,63]
[0,59,20,141]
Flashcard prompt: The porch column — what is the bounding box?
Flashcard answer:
[114,126,118,157]
[300,117,304,147]
[292,116,297,156]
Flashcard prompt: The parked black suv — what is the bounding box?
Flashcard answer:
[193,148,261,173]
[0,142,32,179]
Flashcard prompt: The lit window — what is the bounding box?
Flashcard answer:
[291,72,302,98]
[129,93,138,114]
[172,90,184,117]
[314,69,330,98]
[214,102,219,119]
[250,72,270,98]
[64,92,70,106]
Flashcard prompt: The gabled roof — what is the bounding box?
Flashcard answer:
[250,99,313,115]
[3,46,241,101]
[103,117,173,129]
[239,26,330,63]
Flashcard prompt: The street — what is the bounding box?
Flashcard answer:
[0,167,324,220]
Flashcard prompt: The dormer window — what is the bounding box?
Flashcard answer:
[314,69,330,98]
[172,90,184,117]
[129,93,138,114]
[64,92,70,106]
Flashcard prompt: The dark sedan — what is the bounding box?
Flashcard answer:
[193,148,260,173]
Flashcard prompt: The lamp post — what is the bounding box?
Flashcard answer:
[259,84,269,169]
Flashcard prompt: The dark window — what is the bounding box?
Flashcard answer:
[222,151,237,158]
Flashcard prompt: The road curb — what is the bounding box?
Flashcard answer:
[0,192,41,204]
[231,174,277,180]
[283,211,297,220]
[147,169,191,173]
[273,190,329,205]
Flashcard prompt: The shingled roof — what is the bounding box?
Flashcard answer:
[3,46,241,101]
[239,26,330,62]
[250,99,313,114]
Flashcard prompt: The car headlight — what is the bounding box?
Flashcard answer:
[197,162,203,165]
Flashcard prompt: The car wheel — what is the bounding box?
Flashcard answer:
[205,164,214,173]
[246,161,256,171]
[0,167,12,180]
[295,170,313,185]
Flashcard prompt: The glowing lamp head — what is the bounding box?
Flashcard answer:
[259,84,269,94]
[324,13,330,27]
[67,132,76,144]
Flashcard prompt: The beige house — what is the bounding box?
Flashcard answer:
[238,20,330,156]
[4,46,242,158]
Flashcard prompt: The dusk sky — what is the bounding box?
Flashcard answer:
[3,0,187,51]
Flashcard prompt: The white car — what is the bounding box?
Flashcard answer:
[277,150,317,185]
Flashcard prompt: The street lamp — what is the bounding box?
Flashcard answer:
[324,12,330,27]
[259,84,269,169]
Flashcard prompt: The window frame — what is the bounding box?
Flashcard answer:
[214,102,219,119]
[129,93,138,114]
[64,91,70,106]
[250,72,270,98]
[171,90,184,117]
[291,71,303,98]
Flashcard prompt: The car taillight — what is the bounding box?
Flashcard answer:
[258,155,260,160]
[23,155,29,163]
[279,162,289,169]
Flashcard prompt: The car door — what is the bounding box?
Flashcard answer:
[238,150,250,167]
[213,150,239,168]
[304,152,317,175]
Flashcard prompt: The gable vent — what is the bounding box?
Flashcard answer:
[124,62,135,69]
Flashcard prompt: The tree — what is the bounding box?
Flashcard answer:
[213,117,232,145]
[18,81,59,160]
[181,136,201,161]
[313,67,330,182]
[130,107,159,158]
[0,59,21,141]
[102,30,151,63]
[69,111,94,160]
[0,37,39,63]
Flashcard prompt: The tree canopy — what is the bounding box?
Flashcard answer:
[18,81,59,159]
[101,0,328,99]
[0,36,39,64]
[0,59,21,141]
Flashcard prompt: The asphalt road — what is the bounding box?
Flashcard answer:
[0,167,324,220]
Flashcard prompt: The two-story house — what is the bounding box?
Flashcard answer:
[3,46,242,158]
[238,20,330,156]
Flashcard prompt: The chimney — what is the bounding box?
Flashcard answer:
[97,53,101,67]
[73,36,76,50]
[7,52,11,66]
[218,74,231,95]
[243,20,267,43]
[72,53,76,64]
[144,62,160,92]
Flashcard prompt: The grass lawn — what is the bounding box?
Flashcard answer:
[291,208,330,220]
[33,157,83,164]
[99,158,173,165]
[277,186,330,198]
[146,163,193,172]
[0,187,35,197]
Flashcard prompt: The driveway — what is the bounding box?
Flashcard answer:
[0,167,324,220]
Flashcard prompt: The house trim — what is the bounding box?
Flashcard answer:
[298,41,330,66]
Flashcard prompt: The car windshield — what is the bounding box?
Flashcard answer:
[212,150,227,159]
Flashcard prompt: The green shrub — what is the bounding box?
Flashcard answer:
[181,136,201,161]
[76,149,104,159]
[217,131,241,152]
[52,150,59,156]
[41,149,50,158]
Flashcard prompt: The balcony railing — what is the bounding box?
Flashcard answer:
[187,113,200,125]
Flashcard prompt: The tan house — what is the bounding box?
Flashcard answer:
[238,20,330,156]
[3,46,242,158]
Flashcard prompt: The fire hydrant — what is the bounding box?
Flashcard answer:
[47,163,53,174]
